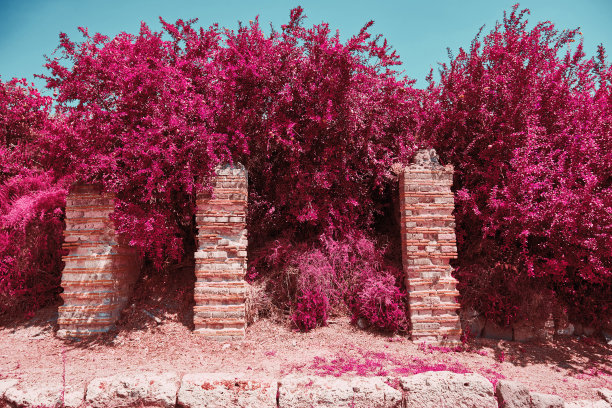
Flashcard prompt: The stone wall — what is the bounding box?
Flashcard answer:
[57,184,140,338]
[193,164,248,340]
[399,149,462,344]
[9,371,607,408]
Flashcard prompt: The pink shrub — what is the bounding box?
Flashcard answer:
[350,272,408,333]
[0,78,63,316]
[0,78,52,183]
[259,232,406,332]
[0,174,66,315]
[427,5,612,328]
[41,8,421,272]
[292,288,329,331]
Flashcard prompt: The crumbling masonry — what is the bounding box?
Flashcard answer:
[58,151,461,343]
[57,184,140,338]
[399,149,462,344]
[193,164,248,340]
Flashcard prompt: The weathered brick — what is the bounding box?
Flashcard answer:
[194,164,248,340]
[57,184,140,338]
[400,150,462,345]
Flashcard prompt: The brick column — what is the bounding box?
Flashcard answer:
[194,164,248,340]
[400,149,462,344]
[57,184,140,338]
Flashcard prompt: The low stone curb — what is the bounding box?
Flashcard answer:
[495,380,611,408]
[0,372,609,408]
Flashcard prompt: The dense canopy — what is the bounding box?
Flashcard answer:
[1,5,610,331]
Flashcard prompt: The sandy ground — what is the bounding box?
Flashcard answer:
[0,304,610,402]
[0,268,610,402]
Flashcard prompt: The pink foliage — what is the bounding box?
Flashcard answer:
[0,78,52,182]
[303,349,505,386]
[1,5,610,332]
[40,8,421,271]
[350,272,408,333]
[0,174,66,315]
[0,78,65,316]
[427,5,612,328]
[292,287,330,332]
[267,232,407,332]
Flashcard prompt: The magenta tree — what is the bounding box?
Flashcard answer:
[1,78,52,182]
[40,8,421,331]
[0,78,65,316]
[41,23,229,265]
[428,5,611,327]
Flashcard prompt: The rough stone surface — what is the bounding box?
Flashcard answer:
[57,183,140,338]
[0,379,17,399]
[495,380,531,408]
[565,400,611,408]
[86,371,179,408]
[3,383,84,408]
[194,164,248,340]
[400,149,462,345]
[400,371,497,408]
[461,308,486,337]
[530,392,565,408]
[63,386,87,408]
[177,373,276,408]
[598,389,612,404]
[483,321,514,342]
[278,375,402,408]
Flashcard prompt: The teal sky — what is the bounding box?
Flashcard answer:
[1,0,610,91]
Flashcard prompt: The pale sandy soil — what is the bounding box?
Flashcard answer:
[0,270,610,403]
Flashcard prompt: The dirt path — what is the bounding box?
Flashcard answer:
[0,303,610,402]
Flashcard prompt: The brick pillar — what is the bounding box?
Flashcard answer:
[194,164,248,340]
[57,184,140,338]
[400,149,462,344]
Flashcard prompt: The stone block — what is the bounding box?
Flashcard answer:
[495,380,531,408]
[400,371,497,408]
[86,371,179,408]
[278,375,401,408]
[4,383,85,408]
[178,373,276,408]
[530,392,565,408]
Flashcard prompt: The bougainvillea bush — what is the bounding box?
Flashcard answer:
[2,5,610,332]
[428,5,612,328]
[263,232,408,332]
[0,78,66,316]
[38,8,420,331]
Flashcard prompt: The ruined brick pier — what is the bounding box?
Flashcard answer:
[399,149,462,344]
[58,154,460,343]
[194,164,248,340]
[57,165,249,340]
[57,184,140,337]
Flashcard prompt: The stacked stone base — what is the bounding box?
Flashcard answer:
[57,184,140,338]
[400,150,462,344]
[194,165,248,340]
